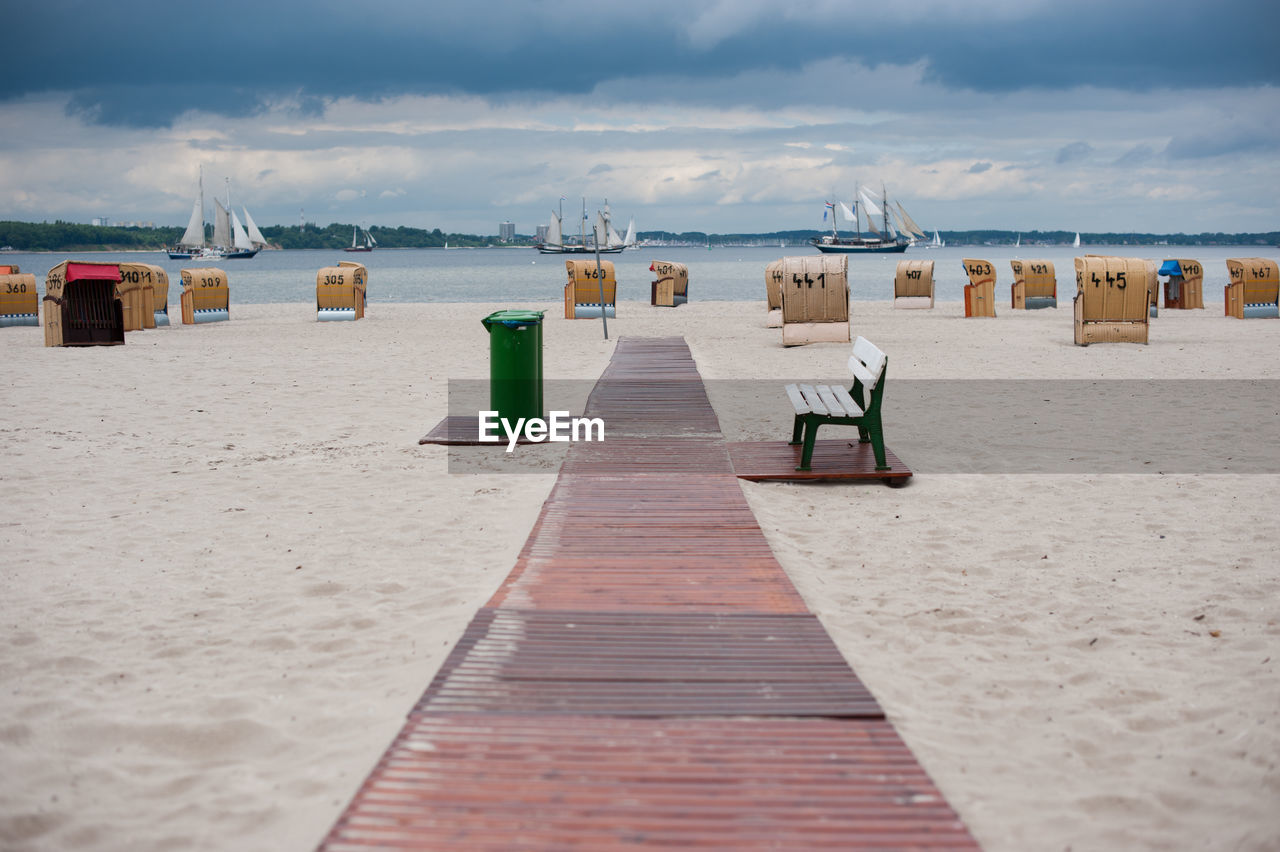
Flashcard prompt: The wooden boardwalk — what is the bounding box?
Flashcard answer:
[321,338,978,850]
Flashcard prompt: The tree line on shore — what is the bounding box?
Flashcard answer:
[1,220,1276,252]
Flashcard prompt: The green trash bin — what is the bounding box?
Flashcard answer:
[481,309,545,427]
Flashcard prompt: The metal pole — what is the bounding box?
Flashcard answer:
[593,224,608,340]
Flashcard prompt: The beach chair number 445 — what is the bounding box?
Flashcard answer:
[1078,270,1129,289]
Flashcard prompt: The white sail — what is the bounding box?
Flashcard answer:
[213,199,232,249]
[896,202,928,239]
[243,208,268,248]
[351,226,359,247]
[179,199,204,247]
[546,211,562,247]
[932,230,944,247]
[838,202,856,222]
[366,229,376,247]
[231,210,252,250]
[623,217,636,247]
[1073,232,1081,248]
[858,189,882,217]
[595,211,609,248]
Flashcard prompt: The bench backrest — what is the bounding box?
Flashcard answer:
[1010,259,1055,298]
[1227,258,1279,304]
[894,259,934,298]
[777,255,848,323]
[565,259,616,304]
[849,336,887,410]
[1074,256,1148,321]
[650,260,688,296]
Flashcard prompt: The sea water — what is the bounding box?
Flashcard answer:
[3,244,1272,304]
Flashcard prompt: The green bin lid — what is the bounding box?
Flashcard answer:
[482,309,545,329]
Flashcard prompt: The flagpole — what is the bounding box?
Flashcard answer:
[593,222,608,340]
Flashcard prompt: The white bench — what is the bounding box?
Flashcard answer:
[785,336,891,472]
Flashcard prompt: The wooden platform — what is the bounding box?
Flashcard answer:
[418,414,535,446]
[323,338,972,850]
[730,438,913,483]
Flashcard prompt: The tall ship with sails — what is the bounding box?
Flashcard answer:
[810,184,926,254]
[168,169,269,260]
[535,198,636,254]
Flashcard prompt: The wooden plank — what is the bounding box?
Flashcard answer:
[326,338,965,851]
[729,439,913,483]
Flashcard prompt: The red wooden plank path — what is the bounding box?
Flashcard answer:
[321,337,978,850]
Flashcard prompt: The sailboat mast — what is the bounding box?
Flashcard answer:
[198,166,206,247]
[882,183,890,236]
[854,184,862,239]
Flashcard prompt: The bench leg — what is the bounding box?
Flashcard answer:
[857,425,871,444]
[789,415,805,446]
[865,418,890,471]
[797,419,819,471]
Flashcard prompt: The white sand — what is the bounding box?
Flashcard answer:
[2,299,1277,851]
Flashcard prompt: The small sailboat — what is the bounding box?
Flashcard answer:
[1073,232,1081,248]
[345,225,376,253]
[926,230,945,249]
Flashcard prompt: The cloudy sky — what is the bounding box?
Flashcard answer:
[2,0,1277,235]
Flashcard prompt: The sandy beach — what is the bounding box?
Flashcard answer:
[2,297,1278,851]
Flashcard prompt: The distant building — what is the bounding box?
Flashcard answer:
[499,221,515,242]
[91,217,110,227]
[535,225,549,243]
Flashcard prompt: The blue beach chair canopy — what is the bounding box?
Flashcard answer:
[1158,259,1182,277]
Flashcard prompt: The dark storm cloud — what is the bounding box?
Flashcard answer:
[5,0,1278,127]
